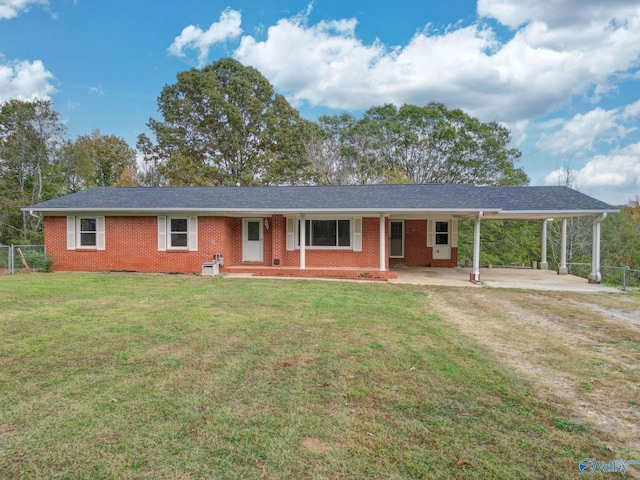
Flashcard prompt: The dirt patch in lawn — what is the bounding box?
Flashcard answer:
[427,288,640,462]
[301,437,330,454]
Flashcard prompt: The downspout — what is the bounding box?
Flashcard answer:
[379,215,386,272]
[299,214,306,270]
[471,211,483,283]
[589,213,607,283]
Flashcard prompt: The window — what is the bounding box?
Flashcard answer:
[298,219,351,247]
[247,220,260,241]
[169,218,188,248]
[435,221,449,245]
[67,216,105,251]
[79,218,97,247]
[158,216,198,252]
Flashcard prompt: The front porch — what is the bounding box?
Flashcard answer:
[222,265,397,281]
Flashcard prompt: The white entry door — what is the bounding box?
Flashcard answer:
[432,220,451,260]
[242,218,263,262]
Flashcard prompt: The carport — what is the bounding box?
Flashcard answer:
[445,187,618,284]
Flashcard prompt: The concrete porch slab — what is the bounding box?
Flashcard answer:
[389,267,622,293]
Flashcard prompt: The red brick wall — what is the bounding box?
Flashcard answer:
[45,216,233,274]
[389,220,458,268]
[403,220,428,266]
[270,215,285,266]
[45,215,455,273]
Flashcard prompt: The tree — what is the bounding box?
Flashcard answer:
[371,103,529,185]
[138,58,314,186]
[305,113,386,185]
[308,103,528,186]
[0,99,65,243]
[601,199,640,268]
[61,129,137,190]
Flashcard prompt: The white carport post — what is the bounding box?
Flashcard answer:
[379,215,386,272]
[540,218,552,270]
[471,211,483,282]
[589,213,606,283]
[558,218,568,275]
[300,214,306,270]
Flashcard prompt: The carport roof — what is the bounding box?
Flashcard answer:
[24,184,618,218]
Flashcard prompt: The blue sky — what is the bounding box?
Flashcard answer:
[1,0,639,205]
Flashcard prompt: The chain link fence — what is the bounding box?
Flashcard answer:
[0,245,49,274]
[568,262,640,291]
[0,245,9,274]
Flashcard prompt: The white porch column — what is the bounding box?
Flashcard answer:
[379,215,386,272]
[300,214,306,270]
[558,218,568,275]
[540,219,551,270]
[471,211,483,282]
[589,213,606,283]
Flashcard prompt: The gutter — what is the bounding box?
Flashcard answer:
[21,207,505,215]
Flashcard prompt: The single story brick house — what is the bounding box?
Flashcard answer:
[23,184,617,282]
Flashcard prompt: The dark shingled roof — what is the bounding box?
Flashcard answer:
[24,184,617,217]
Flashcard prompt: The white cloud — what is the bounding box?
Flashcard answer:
[168,8,242,67]
[229,3,640,124]
[537,108,626,156]
[537,100,640,156]
[478,0,639,29]
[622,99,640,119]
[0,58,56,102]
[545,142,640,189]
[0,0,46,20]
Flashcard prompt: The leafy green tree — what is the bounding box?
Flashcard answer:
[0,99,65,243]
[458,220,542,266]
[138,58,314,186]
[61,129,138,190]
[366,103,528,186]
[309,103,528,187]
[602,200,640,268]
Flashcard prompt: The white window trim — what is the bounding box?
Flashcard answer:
[292,216,357,250]
[158,216,198,252]
[69,215,105,250]
[428,219,457,248]
[168,217,189,250]
[77,217,97,248]
[434,220,450,246]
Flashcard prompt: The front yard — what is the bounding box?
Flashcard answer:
[1,274,638,479]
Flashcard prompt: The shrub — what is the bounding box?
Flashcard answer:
[20,249,53,272]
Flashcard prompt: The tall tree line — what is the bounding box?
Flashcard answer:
[0,100,137,244]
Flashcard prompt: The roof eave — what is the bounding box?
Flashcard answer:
[24,207,503,215]
[491,208,619,217]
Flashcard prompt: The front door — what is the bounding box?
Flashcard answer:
[432,220,451,260]
[242,218,263,262]
[389,220,404,258]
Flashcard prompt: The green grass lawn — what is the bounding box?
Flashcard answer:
[0,274,612,479]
